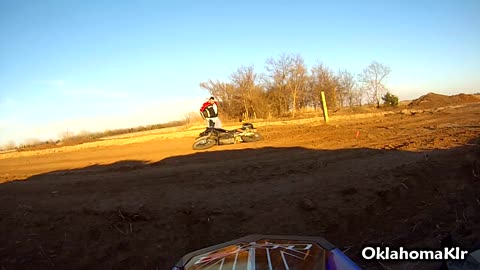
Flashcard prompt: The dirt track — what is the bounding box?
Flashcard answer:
[1,102,480,270]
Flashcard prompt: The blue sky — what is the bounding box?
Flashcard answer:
[1,0,479,144]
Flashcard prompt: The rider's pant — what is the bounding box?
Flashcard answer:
[206,117,222,128]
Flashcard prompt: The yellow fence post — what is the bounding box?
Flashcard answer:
[321,91,329,123]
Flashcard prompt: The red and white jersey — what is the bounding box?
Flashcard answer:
[200,101,219,118]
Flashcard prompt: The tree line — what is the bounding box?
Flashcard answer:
[1,120,187,151]
[200,53,393,120]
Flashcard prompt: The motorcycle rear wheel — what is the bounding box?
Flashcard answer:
[192,136,217,150]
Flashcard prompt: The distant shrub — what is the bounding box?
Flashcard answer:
[382,92,399,107]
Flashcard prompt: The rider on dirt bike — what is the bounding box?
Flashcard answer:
[200,97,222,129]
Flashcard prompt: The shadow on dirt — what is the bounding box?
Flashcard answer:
[1,142,479,270]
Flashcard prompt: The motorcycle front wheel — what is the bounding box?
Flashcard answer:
[192,136,217,150]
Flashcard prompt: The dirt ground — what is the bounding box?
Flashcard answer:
[1,100,480,270]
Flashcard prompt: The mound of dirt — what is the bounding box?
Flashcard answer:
[408,92,480,109]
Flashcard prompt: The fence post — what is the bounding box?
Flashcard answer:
[321,91,329,123]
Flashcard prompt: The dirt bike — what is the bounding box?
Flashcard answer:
[192,122,263,150]
[171,234,361,270]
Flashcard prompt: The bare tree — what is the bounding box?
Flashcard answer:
[59,130,74,141]
[310,63,338,109]
[77,130,93,139]
[230,65,267,120]
[265,54,291,116]
[265,53,308,117]
[287,55,309,117]
[184,111,204,127]
[358,61,391,108]
[336,69,357,107]
[262,71,288,117]
[351,88,365,106]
